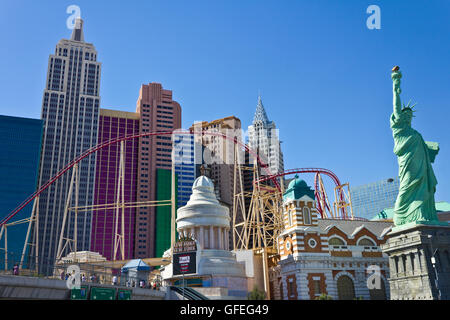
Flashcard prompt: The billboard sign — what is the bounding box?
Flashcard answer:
[173,251,197,275]
[173,237,197,275]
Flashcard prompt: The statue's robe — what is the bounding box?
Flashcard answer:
[390,111,439,226]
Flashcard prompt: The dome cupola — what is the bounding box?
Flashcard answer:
[283,175,315,201]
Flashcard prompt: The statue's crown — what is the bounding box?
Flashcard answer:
[402,100,417,115]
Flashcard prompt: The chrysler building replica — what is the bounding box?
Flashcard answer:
[248,96,284,176]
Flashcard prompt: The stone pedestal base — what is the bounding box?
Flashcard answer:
[381,224,450,300]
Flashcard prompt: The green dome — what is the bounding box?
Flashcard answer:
[288,176,308,190]
[284,175,315,201]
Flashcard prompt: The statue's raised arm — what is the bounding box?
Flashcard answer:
[391,66,402,118]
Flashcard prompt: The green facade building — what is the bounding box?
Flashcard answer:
[155,169,178,258]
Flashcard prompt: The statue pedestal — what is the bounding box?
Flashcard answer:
[381,223,450,300]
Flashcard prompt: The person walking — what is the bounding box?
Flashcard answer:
[12,264,19,276]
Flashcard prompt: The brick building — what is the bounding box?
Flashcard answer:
[274,176,393,300]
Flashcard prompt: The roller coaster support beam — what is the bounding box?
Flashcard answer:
[20,196,40,271]
[56,163,78,263]
[113,141,126,261]
[1,224,6,271]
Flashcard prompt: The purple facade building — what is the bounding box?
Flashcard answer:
[91,109,140,260]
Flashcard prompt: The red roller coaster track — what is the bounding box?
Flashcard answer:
[0,130,280,227]
[254,168,348,218]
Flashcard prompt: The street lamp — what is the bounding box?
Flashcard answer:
[427,234,441,300]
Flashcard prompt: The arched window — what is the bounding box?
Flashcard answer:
[288,210,293,227]
[337,275,355,300]
[357,238,376,247]
[329,237,345,246]
[369,278,387,300]
[303,207,311,225]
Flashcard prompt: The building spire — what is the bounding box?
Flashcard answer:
[253,94,270,124]
[70,17,85,42]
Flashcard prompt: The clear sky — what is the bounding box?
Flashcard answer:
[1,0,449,205]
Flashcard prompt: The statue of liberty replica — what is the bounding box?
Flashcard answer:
[390,66,444,228]
[381,66,450,300]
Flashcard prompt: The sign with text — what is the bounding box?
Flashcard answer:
[173,252,197,275]
[173,238,197,254]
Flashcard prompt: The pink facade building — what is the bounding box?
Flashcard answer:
[135,83,182,258]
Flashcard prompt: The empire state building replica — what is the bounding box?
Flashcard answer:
[35,18,101,274]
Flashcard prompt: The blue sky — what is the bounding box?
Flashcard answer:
[1,0,449,205]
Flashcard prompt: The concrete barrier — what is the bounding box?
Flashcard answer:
[0,275,166,300]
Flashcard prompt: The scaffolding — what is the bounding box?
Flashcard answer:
[232,145,284,300]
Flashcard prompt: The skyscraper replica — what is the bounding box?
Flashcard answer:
[91,109,140,261]
[135,82,181,258]
[0,115,43,266]
[89,85,184,261]
[36,18,101,273]
[173,132,196,207]
[248,96,284,176]
[190,116,242,207]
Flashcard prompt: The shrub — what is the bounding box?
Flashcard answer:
[247,286,266,300]
[315,293,333,300]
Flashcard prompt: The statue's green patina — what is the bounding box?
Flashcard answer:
[390,67,446,228]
